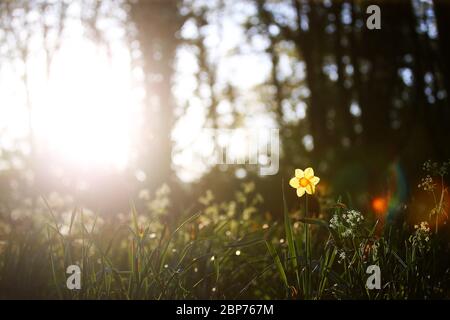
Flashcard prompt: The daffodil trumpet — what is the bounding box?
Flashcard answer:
[289,167,320,220]
[289,168,320,198]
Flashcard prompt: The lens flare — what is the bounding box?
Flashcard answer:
[372,196,388,216]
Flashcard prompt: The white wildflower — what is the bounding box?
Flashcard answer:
[329,209,364,239]
[409,221,431,252]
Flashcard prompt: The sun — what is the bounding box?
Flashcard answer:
[29,38,141,171]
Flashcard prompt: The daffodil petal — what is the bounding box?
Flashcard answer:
[304,167,314,179]
[310,176,320,185]
[289,177,300,188]
[305,183,314,195]
[297,187,306,197]
[295,169,304,178]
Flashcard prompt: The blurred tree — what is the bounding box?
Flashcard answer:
[247,0,450,200]
[129,0,186,190]
[435,1,450,96]
[1,0,449,218]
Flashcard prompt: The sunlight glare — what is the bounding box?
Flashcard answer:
[31,39,139,171]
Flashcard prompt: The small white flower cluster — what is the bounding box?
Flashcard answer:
[418,175,435,192]
[409,221,431,250]
[338,250,346,264]
[422,159,450,176]
[330,210,365,238]
[409,221,431,251]
[415,221,430,234]
[148,184,171,216]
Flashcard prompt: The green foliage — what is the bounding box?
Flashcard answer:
[0,172,449,300]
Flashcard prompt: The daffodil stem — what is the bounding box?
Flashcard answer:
[304,195,311,298]
[305,195,308,218]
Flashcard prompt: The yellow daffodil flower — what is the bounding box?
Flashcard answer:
[289,167,320,197]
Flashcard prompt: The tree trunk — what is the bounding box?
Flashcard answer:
[130,0,183,189]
